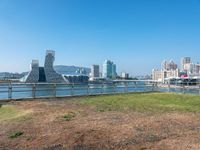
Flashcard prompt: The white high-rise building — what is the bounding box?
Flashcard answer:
[121,72,129,79]
[162,60,177,71]
[181,57,191,71]
[90,65,100,78]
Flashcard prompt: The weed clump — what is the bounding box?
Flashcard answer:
[9,131,24,139]
[63,112,76,121]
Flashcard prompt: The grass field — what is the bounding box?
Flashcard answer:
[0,105,30,121]
[1,92,200,150]
[82,92,200,113]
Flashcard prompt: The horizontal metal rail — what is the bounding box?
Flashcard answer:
[0,80,200,100]
[0,81,157,100]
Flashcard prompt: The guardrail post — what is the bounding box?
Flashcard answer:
[134,81,137,88]
[183,85,186,94]
[71,84,74,96]
[155,82,158,91]
[32,84,36,99]
[152,83,154,92]
[199,81,200,95]
[101,83,104,94]
[8,82,12,100]
[198,80,200,95]
[114,83,116,93]
[126,82,129,92]
[53,84,56,97]
[168,81,170,92]
[144,81,146,92]
[123,82,125,93]
[87,84,89,95]
[124,82,127,93]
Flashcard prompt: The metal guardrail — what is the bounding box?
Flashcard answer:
[0,81,157,100]
[0,80,200,100]
[157,79,200,95]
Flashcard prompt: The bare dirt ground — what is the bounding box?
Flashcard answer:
[1,98,200,150]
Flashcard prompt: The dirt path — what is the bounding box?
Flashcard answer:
[1,99,200,150]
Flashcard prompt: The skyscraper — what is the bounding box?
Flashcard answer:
[112,64,116,78]
[181,57,191,71]
[91,65,100,78]
[25,60,39,83]
[102,60,117,79]
[162,60,177,71]
[44,50,65,83]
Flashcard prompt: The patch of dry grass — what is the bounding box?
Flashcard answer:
[0,105,31,121]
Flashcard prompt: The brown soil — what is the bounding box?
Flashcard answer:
[1,98,200,150]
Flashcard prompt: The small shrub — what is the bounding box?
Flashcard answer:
[97,109,105,112]
[9,131,24,139]
[63,112,76,121]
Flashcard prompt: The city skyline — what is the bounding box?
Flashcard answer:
[1,50,199,76]
[0,0,200,75]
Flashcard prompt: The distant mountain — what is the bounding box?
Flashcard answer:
[54,65,90,75]
[0,72,28,80]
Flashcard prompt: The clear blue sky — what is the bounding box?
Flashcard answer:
[0,0,200,75]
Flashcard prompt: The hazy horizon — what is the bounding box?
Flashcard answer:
[0,0,200,75]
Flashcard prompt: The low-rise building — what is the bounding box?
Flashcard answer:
[183,63,200,75]
[152,69,179,82]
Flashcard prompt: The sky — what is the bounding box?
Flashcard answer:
[0,0,200,76]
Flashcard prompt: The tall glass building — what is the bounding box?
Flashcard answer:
[102,60,117,79]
